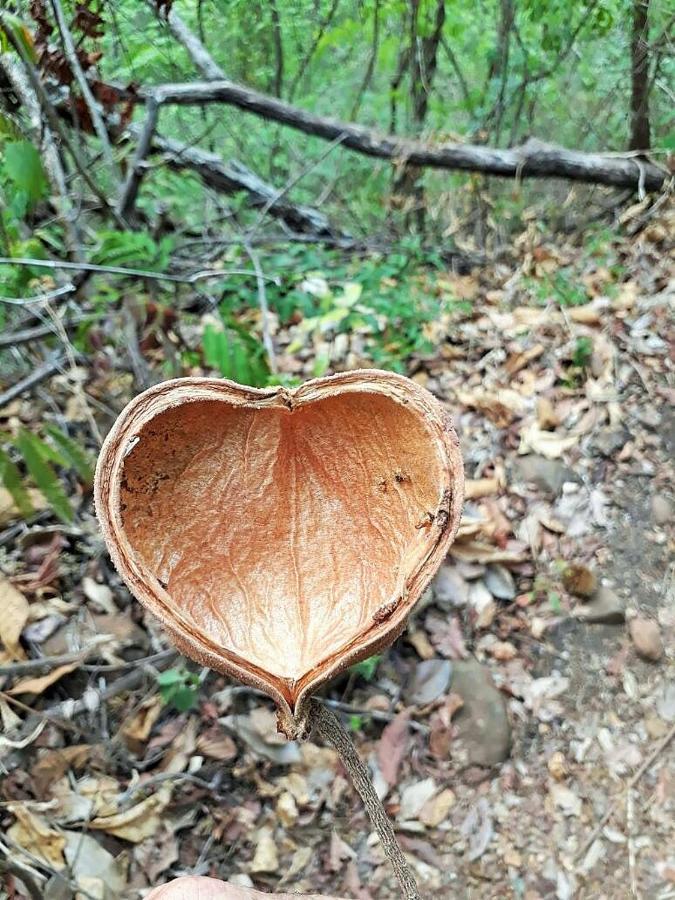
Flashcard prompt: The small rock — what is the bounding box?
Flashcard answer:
[484,564,516,600]
[562,563,598,599]
[644,714,668,740]
[469,580,497,628]
[573,586,625,624]
[489,640,517,661]
[408,659,452,705]
[433,564,469,609]
[628,617,663,662]
[450,659,511,765]
[547,751,569,781]
[513,455,580,496]
[656,683,675,722]
[592,428,629,458]
[419,787,456,827]
[398,777,437,821]
[651,495,672,525]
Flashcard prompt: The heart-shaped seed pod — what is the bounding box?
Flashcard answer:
[95,370,463,736]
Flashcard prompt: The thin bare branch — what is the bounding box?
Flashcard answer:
[117,96,160,219]
[0,352,66,409]
[242,241,277,374]
[0,257,277,285]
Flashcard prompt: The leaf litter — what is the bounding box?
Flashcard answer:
[0,217,673,898]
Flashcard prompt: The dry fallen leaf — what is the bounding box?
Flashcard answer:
[9,661,79,696]
[0,575,29,660]
[377,710,411,787]
[249,827,279,874]
[419,787,456,828]
[89,787,172,842]
[63,830,127,897]
[0,486,47,527]
[122,695,163,751]
[464,477,501,499]
[519,422,578,459]
[7,804,66,869]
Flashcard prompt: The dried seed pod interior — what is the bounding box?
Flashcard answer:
[95,372,463,731]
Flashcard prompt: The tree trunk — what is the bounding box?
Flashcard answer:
[629,0,651,150]
[393,0,446,231]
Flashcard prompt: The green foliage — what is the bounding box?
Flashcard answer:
[3,140,48,207]
[156,667,201,712]
[91,230,174,271]
[351,654,381,681]
[42,425,95,485]
[530,271,589,308]
[221,241,459,373]
[14,428,72,523]
[0,427,95,523]
[202,321,270,386]
[572,336,593,369]
[0,445,33,517]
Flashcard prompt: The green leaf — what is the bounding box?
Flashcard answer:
[351,654,381,681]
[3,141,48,204]
[0,445,34,517]
[170,685,199,712]
[15,429,72,523]
[44,426,95,484]
[156,668,185,688]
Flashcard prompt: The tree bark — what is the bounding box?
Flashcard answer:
[143,81,668,191]
[629,0,651,150]
[393,0,446,230]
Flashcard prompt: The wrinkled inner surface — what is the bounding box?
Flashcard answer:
[119,393,444,680]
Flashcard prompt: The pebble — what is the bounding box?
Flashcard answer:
[573,586,624,624]
[651,495,672,525]
[628,617,663,662]
[592,428,629,458]
[450,659,512,765]
[484,564,516,600]
[433,564,468,609]
[513,455,580,496]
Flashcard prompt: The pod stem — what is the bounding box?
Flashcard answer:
[308,699,422,900]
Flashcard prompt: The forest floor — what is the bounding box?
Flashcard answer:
[0,207,673,900]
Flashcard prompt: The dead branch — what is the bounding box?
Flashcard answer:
[0,15,125,226]
[145,3,346,236]
[0,315,86,349]
[0,256,274,284]
[117,96,160,220]
[140,80,669,191]
[144,130,346,237]
[0,352,66,410]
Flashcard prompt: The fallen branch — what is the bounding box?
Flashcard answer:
[0,53,81,256]
[142,80,669,191]
[0,256,276,284]
[145,4,348,236]
[145,131,344,237]
[49,0,119,183]
[0,315,86,349]
[0,352,65,409]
